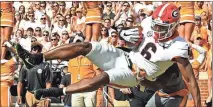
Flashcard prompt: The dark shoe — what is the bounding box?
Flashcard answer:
[34,88,64,100]
[15,44,43,69]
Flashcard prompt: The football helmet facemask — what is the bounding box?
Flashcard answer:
[151,3,180,41]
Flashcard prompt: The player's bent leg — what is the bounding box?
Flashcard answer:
[44,42,92,60]
[34,72,110,100]
[105,58,138,88]
[16,41,124,70]
[16,42,92,69]
[86,42,125,70]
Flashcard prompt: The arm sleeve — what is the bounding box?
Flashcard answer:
[191,44,206,64]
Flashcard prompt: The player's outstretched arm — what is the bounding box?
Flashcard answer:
[175,57,201,107]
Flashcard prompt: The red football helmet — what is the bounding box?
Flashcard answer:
[151,3,180,41]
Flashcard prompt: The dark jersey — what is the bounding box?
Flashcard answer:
[19,62,53,92]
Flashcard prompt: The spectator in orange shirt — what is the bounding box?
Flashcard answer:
[195,1,207,17]
[191,16,208,49]
[68,35,97,107]
[194,2,210,27]
[189,38,206,80]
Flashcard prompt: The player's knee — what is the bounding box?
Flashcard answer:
[87,72,110,89]
[99,72,110,84]
[79,42,92,56]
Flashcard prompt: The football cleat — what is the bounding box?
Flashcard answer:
[34,88,64,100]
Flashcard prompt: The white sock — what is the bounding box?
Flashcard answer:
[63,87,67,95]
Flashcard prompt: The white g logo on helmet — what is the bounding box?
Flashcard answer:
[172,10,179,18]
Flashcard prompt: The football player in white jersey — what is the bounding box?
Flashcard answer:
[15,3,201,107]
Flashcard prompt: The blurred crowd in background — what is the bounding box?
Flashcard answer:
[0,1,212,107]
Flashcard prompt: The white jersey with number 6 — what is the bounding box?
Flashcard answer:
[129,31,189,81]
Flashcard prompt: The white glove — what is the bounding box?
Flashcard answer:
[119,27,141,44]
